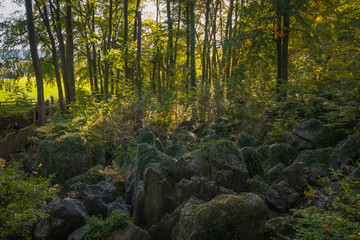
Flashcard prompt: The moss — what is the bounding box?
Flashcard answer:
[246,178,269,195]
[38,133,92,183]
[240,147,264,177]
[165,144,186,158]
[137,130,155,145]
[257,145,270,161]
[237,132,255,149]
[77,212,132,240]
[134,143,175,182]
[295,147,337,166]
[265,163,285,184]
[268,143,297,166]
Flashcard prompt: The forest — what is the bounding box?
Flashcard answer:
[0,0,359,239]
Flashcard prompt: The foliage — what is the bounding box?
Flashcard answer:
[240,147,264,177]
[291,169,360,240]
[134,143,175,182]
[0,159,58,239]
[237,132,256,149]
[77,211,132,240]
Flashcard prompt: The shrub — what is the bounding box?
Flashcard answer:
[292,169,360,240]
[240,147,264,177]
[77,212,132,240]
[237,132,255,149]
[0,159,58,239]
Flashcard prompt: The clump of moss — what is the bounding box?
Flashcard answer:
[240,147,264,177]
[237,132,255,149]
[134,143,175,182]
[77,212,132,240]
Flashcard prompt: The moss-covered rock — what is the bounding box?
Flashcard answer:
[237,132,255,149]
[38,133,92,183]
[190,140,248,193]
[336,135,360,167]
[174,193,268,240]
[172,130,197,150]
[245,178,269,195]
[133,143,176,182]
[257,144,270,161]
[294,147,337,177]
[240,147,264,177]
[268,143,297,166]
[265,163,285,184]
[166,144,186,158]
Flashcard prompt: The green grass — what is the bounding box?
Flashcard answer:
[0,77,59,102]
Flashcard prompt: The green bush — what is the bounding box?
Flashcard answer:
[77,212,132,240]
[240,147,264,177]
[292,169,360,240]
[0,159,58,239]
[134,143,175,182]
[237,132,255,149]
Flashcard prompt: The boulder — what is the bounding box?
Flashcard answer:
[294,147,337,178]
[245,177,269,195]
[34,199,88,240]
[69,181,117,218]
[265,181,300,213]
[175,176,231,202]
[110,223,151,240]
[257,145,270,161]
[284,132,313,150]
[265,163,285,184]
[292,119,345,148]
[263,216,296,240]
[133,143,175,183]
[149,197,204,240]
[134,163,178,228]
[190,140,248,193]
[174,193,268,240]
[37,134,93,183]
[268,143,297,166]
[65,165,105,186]
[167,158,195,182]
[335,135,360,168]
[274,162,310,190]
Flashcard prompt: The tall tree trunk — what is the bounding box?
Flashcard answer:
[66,0,76,102]
[136,11,143,129]
[104,0,113,98]
[202,0,211,84]
[166,0,174,89]
[25,0,45,125]
[189,0,197,120]
[51,0,70,104]
[124,0,129,83]
[91,3,99,94]
[37,0,65,114]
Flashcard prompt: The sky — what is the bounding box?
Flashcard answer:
[0,0,157,20]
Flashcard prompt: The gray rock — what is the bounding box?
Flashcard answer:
[268,143,297,166]
[167,158,195,182]
[149,197,204,240]
[134,163,178,228]
[69,181,117,218]
[284,132,313,150]
[265,181,300,213]
[275,162,310,190]
[265,163,285,184]
[174,193,268,240]
[110,223,151,240]
[175,176,221,202]
[190,141,248,193]
[107,197,128,216]
[34,199,88,240]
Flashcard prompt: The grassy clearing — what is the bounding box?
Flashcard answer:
[0,77,59,102]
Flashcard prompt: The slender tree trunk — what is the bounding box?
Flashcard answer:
[66,0,76,102]
[91,4,99,94]
[202,0,211,84]
[189,0,197,120]
[25,0,45,125]
[124,0,129,83]
[52,0,70,104]
[104,0,113,98]
[37,1,65,114]
[136,11,143,129]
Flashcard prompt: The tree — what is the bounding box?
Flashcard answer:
[25,0,45,125]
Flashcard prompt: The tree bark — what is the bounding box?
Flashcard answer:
[65,0,76,102]
[25,0,45,125]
